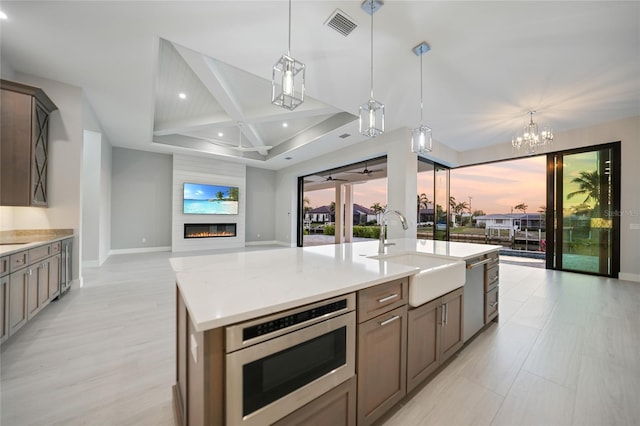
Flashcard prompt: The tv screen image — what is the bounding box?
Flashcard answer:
[183,183,239,215]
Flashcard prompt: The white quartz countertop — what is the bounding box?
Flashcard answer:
[170,239,501,332]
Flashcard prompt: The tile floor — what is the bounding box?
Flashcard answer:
[1,246,639,425]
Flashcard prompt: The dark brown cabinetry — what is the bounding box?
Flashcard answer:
[2,239,68,346]
[356,278,408,426]
[407,287,464,393]
[0,79,58,207]
[0,258,9,344]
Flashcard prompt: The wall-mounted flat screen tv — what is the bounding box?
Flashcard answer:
[183,183,239,215]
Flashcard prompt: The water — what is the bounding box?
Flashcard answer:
[183,200,238,215]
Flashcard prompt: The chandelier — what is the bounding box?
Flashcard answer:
[359,0,384,138]
[512,111,554,154]
[411,41,433,154]
[271,0,305,110]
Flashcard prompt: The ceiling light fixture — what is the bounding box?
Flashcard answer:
[511,111,554,154]
[359,0,384,138]
[178,92,186,99]
[217,132,224,137]
[411,41,433,154]
[0,10,7,20]
[282,122,288,128]
[272,0,305,110]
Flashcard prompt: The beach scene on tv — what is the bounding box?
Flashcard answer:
[183,183,239,214]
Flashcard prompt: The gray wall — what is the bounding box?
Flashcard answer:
[246,167,277,242]
[111,147,172,250]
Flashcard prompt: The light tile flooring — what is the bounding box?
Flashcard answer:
[1,247,639,425]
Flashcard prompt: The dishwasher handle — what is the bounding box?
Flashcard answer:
[466,258,493,269]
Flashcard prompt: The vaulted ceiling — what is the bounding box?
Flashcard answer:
[1,1,638,169]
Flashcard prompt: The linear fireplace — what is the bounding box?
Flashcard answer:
[184,223,237,239]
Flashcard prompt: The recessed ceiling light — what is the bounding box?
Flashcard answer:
[178,93,187,99]
[0,10,8,20]
[217,132,224,137]
[282,122,288,128]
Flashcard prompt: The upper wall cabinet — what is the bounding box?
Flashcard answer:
[0,79,58,207]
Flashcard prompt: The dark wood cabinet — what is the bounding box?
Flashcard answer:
[357,280,408,426]
[1,79,58,207]
[0,274,9,344]
[407,287,464,393]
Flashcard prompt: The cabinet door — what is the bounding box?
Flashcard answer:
[407,298,441,393]
[357,305,407,426]
[440,288,464,363]
[274,376,356,426]
[37,260,51,308]
[27,266,41,320]
[1,275,9,344]
[31,99,49,205]
[9,268,30,335]
[49,254,60,300]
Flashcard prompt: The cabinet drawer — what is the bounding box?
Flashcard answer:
[357,277,408,323]
[484,286,499,323]
[51,241,61,255]
[485,265,499,291]
[29,244,51,263]
[0,256,8,277]
[10,251,28,272]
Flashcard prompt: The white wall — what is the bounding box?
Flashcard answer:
[245,167,277,243]
[111,147,172,251]
[172,154,246,252]
[82,130,101,266]
[459,115,640,282]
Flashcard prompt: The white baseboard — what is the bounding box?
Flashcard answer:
[83,260,101,268]
[245,240,287,247]
[108,246,171,256]
[619,272,640,283]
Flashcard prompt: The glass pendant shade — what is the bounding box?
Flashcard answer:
[411,124,433,154]
[359,98,385,138]
[272,55,305,110]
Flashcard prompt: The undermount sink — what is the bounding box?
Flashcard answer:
[371,253,466,307]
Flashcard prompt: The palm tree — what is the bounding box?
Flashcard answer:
[513,203,528,214]
[370,202,384,225]
[416,193,429,224]
[302,196,312,217]
[566,170,600,208]
[454,201,469,226]
[215,191,224,200]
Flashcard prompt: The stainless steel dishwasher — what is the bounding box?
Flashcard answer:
[463,256,491,342]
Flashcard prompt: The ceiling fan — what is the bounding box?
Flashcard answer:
[348,162,383,176]
[195,123,272,152]
[323,174,348,182]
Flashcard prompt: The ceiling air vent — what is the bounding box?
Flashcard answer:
[325,9,358,37]
[339,133,351,139]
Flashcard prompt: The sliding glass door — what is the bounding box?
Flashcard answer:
[547,143,620,277]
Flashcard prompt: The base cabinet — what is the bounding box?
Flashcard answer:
[274,376,357,426]
[0,275,9,343]
[9,267,30,335]
[357,303,408,426]
[407,287,464,393]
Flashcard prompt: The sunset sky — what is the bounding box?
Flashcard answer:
[305,156,547,215]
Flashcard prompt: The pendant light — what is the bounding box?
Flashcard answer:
[359,0,384,138]
[511,111,554,154]
[272,0,305,110]
[411,41,433,154]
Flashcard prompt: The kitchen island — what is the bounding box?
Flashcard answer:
[170,239,501,426]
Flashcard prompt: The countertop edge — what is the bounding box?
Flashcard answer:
[0,234,75,256]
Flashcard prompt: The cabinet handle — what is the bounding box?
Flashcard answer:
[444,303,448,325]
[379,315,400,327]
[440,306,445,325]
[490,301,498,309]
[377,293,399,304]
[490,275,499,284]
[466,258,492,269]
